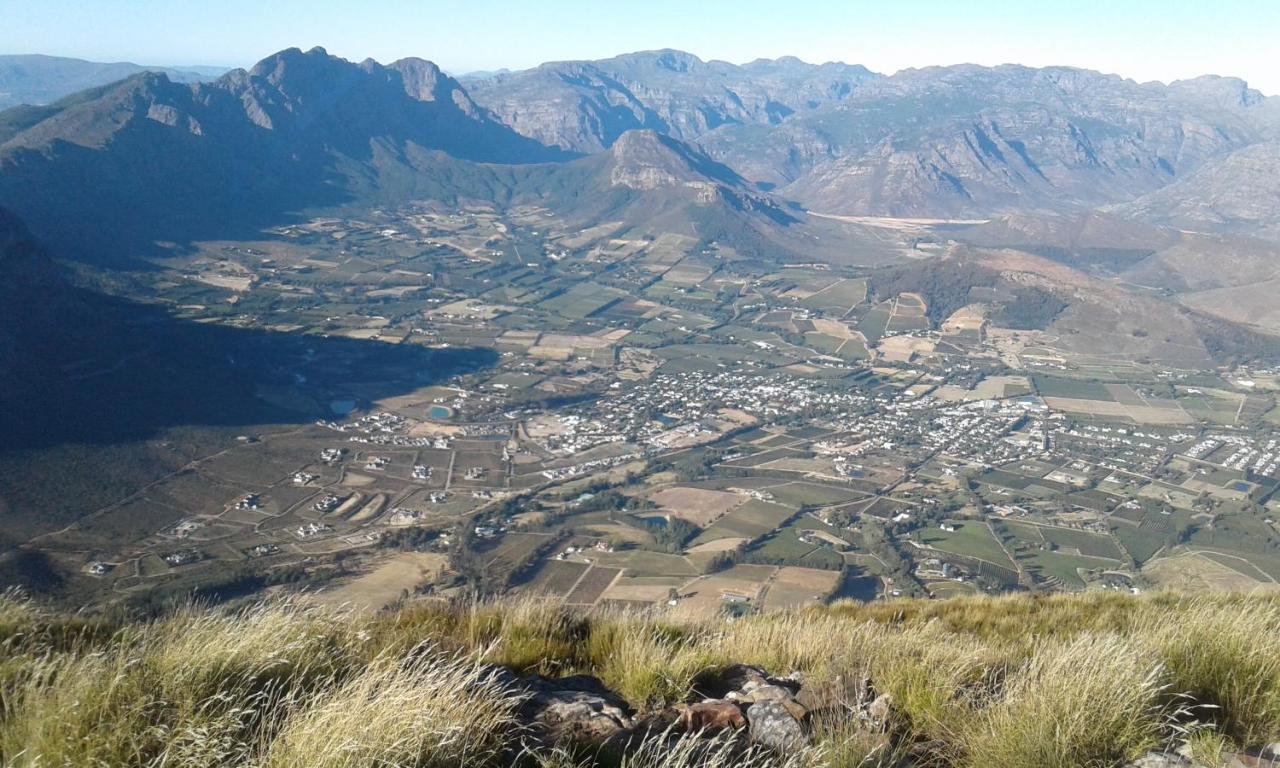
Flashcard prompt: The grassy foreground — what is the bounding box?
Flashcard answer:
[2,590,1279,767]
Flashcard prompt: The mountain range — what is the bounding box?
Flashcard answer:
[2,46,1278,260]
[3,46,1280,375]
[0,54,225,109]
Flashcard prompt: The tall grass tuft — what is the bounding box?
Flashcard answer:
[0,600,362,767]
[256,647,521,768]
[582,615,721,708]
[1140,597,1280,746]
[960,633,1167,768]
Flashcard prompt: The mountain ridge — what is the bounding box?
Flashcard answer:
[0,53,225,109]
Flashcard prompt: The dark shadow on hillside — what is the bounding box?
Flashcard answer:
[2,288,496,452]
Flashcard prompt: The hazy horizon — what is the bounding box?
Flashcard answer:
[4,0,1278,95]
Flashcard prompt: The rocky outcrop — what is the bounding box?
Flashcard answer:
[510,662,899,756]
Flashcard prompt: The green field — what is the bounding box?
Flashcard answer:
[1032,376,1115,401]
[538,283,628,318]
[799,278,868,314]
[747,516,846,570]
[918,522,1015,568]
[690,500,796,545]
[855,308,890,344]
[1036,525,1125,560]
[764,481,867,508]
[1110,522,1164,564]
[1021,551,1112,588]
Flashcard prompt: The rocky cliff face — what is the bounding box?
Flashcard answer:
[467,53,1280,225]
[705,64,1272,217]
[463,49,880,152]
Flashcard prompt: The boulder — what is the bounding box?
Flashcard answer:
[728,681,797,705]
[865,693,893,731]
[519,674,633,744]
[747,699,808,751]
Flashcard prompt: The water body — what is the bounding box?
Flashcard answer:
[330,400,356,416]
[428,405,452,420]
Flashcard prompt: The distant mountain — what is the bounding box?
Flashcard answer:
[462,52,1280,230]
[706,65,1273,217]
[4,45,1280,266]
[0,47,567,264]
[0,47,824,267]
[0,54,224,108]
[465,49,880,153]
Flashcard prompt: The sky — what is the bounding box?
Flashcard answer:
[2,0,1278,94]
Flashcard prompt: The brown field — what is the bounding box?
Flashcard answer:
[311,552,447,611]
[565,566,622,606]
[599,576,685,605]
[686,537,750,553]
[934,375,1031,402]
[877,335,936,362]
[528,346,573,361]
[941,304,986,334]
[1143,552,1278,594]
[760,566,842,610]
[648,487,745,527]
[671,564,776,619]
[1043,396,1194,425]
[808,318,858,339]
[346,493,387,522]
[520,559,590,597]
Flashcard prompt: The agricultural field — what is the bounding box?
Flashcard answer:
[689,500,797,545]
[917,522,1016,569]
[798,278,868,315]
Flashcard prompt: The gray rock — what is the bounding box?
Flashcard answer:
[703,664,770,697]
[747,699,808,751]
[519,674,633,744]
[729,681,796,704]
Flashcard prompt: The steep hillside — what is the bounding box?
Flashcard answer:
[471,51,1280,225]
[0,208,86,400]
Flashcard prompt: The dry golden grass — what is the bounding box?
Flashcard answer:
[2,590,1280,767]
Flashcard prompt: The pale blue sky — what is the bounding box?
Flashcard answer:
[2,0,1277,94]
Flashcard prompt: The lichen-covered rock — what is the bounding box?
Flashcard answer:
[519,674,633,744]
[747,699,808,751]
